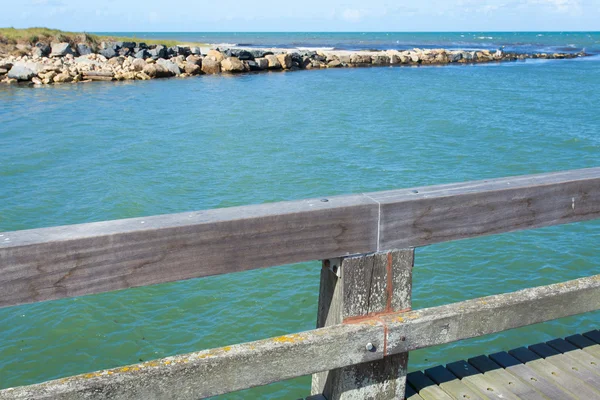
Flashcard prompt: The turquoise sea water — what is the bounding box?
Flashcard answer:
[96,31,600,53]
[1,51,600,398]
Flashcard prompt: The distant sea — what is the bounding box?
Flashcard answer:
[1,32,599,399]
[94,31,600,54]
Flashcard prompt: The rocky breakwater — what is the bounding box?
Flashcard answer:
[0,41,588,85]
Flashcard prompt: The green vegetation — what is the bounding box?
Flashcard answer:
[0,27,205,48]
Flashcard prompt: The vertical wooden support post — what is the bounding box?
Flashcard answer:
[311,249,414,400]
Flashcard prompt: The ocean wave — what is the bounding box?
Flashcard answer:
[477,36,494,40]
[211,43,238,48]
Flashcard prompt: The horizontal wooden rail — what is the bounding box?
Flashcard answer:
[2,273,599,399]
[1,167,599,309]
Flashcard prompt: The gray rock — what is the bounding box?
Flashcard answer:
[119,47,133,57]
[121,42,136,49]
[149,45,167,59]
[135,49,150,59]
[76,43,92,56]
[34,42,51,57]
[328,59,342,68]
[250,50,270,59]
[236,50,254,60]
[156,58,181,75]
[255,58,269,70]
[0,68,7,75]
[100,47,118,59]
[50,42,75,57]
[7,64,36,81]
[246,60,260,71]
[190,47,202,55]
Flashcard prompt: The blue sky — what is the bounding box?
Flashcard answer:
[1,0,598,32]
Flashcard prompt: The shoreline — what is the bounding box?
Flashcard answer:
[0,40,589,85]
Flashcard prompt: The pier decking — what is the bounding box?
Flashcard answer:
[405,330,600,400]
[0,167,599,399]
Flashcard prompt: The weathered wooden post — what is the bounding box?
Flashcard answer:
[311,249,414,399]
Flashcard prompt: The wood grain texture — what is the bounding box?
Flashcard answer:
[382,274,600,355]
[467,355,548,400]
[312,250,414,399]
[0,195,379,308]
[423,365,486,400]
[509,347,600,399]
[406,371,454,400]
[488,351,575,400]
[2,167,600,309]
[446,360,519,399]
[0,322,385,400]
[368,167,600,250]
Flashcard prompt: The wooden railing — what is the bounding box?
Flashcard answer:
[0,167,599,399]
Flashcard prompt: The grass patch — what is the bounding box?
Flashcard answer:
[0,27,207,48]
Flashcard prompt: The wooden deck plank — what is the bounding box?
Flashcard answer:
[467,355,547,400]
[568,333,600,359]
[405,384,424,400]
[406,371,454,400]
[445,360,519,399]
[424,365,487,399]
[509,347,600,399]
[528,342,600,391]
[546,338,600,374]
[489,351,576,400]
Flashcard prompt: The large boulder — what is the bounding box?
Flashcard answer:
[265,54,281,69]
[132,58,147,71]
[53,72,72,83]
[100,47,118,59]
[207,50,225,62]
[221,57,245,73]
[135,49,150,59]
[201,56,221,74]
[76,44,92,56]
[184,62,202,75]
[276,53,292,69]
[7,64,36,81]
[190,47,202,55]
[156,58,181,75]
[148,45,167,59]
[185,55,202,66]
[350,54,372,64]
[371,55,390,65]
[50,42,75,57]
[245,60,260,71]
[33,42,51,57]
[236,50,254,60]
[120,42,136,49]
[142,63,172,78]
[254,58,269,70]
